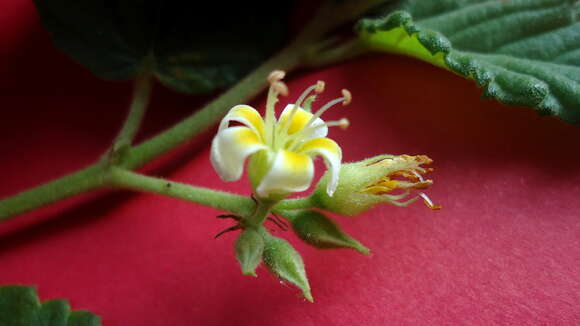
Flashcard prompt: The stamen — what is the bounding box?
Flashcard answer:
[281,82,322,136]
[324,118,349,130]
[268,70,285,84]
[272,81,288,97]
[303,89,352,130]
[388,196,419,207]
[265,71,287,147]
[419,193,442,210]
[295,81,325,109]
[302,95,316,112]
[285,89,352,150]
[341,89,352,105]
[412,170,425,182]
[315,81,325,94]
[313,98,344,119]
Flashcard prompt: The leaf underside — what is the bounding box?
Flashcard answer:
[0,285,101,326]
[33,1,291,94]
[358,0,580,123]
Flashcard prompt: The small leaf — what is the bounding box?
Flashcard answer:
[32,1,291,94]
[235,228,265,277]
[0,285,101,326]
[67,311,101,326]
[288,210,370,254]
[39,300,69,326]
[262,235,313,302]
[357,0,580,123]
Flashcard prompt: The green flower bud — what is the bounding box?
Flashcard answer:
[289,210,369,254]
[262,235,313,302]
[235,229,264,277]
[311,154,440,216]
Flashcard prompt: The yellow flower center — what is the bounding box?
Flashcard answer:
[264,70,351,153]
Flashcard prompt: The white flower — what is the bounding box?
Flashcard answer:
[211,70,351,199]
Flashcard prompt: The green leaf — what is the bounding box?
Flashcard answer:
[288,210,370,254]
[0,285,101,326]
[262,235,313,302]
[33,1,291,94]
[357,0,580,123]
[38,300,69,326]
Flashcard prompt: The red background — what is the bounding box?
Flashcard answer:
[1,1,579,325]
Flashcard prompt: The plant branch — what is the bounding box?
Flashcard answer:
[275,197,315,212]
[0,164,106,221]
[112,72,153,153]
[304,39,367,68]
[108,167,255,216]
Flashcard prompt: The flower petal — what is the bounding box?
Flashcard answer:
[298,137,342,196]
[211,126,267,182]
[278,104,327,139]
[256,150,314,198]
[219,105,265,140]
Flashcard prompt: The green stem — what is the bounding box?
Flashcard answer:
[112,72,153,152]
[246,198,277,227]
[275,197,315,211]
[304,39,367,68]
[0,164,106,221]
[108,167,255,216]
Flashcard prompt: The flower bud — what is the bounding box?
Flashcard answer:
[289,210,369,254]
[262,235,312,302]
[311,154,439,216]
[234,229,264,277]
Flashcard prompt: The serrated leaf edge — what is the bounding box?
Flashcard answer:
[356,10,580,123]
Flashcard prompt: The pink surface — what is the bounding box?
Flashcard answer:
[1,2,579,325]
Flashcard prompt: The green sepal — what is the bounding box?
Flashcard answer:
[288,210,370,254]
[0,285,101,325]
[235,228,265,277]
[312,155,400,216]
[262,235,313,302]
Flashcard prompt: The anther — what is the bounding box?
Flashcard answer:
[325,118,350,130]
[315,81,325,94]
[341,89,352,105]
[295,81,325,108]
[268,70,285,84]
[419,193,442,210]
[272,81,289,97]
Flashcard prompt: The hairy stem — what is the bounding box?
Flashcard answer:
[108,167,255,216]
[246,198,278,227]
[112,72,153,152]
[0,164,106,221]
[275,197,315,212]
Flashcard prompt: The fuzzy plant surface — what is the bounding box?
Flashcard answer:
[0,0,579,324]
